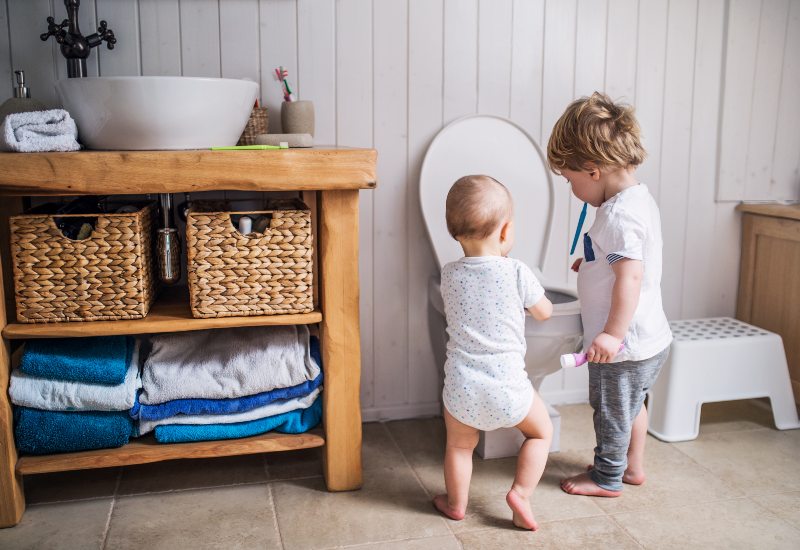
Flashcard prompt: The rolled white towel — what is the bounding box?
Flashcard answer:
[1,109,81,152]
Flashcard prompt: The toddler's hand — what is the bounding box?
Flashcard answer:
[571,258,583,272]
[587,332,623,364]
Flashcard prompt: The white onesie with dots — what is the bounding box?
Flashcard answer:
[440,256,545,431]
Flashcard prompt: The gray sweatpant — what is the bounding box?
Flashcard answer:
[588,346,670,491]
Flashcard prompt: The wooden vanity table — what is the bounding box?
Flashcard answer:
[0,147,377,527]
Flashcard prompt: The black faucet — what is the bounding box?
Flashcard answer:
[41,0,116,78]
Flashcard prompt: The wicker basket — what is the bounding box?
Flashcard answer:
[237,107,269,146]
[186,199,313,318]
[10,203,157,323]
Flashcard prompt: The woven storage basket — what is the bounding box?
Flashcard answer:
[10,203,157,323]
[237,107,269,146]
[186,199,313,318]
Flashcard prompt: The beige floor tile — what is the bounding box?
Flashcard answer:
[23,467,120,505]
[554,403,597,452]
[672,428,800,496]
[106,484,280,550]
[265,446,324,480]
[361,421,411,470]
[385,417,446,468]
[271,466,450,549]
[348,535,462,549]
[696,398,776,434]
[752,491,800,530]
[117,454,267,495]
[553,437,743,514]
[457,516,640,549]
[0,498,112,550]
[613,497,800,549]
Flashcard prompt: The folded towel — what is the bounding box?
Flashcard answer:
[154,396,322,443]
[140,325,319,405]
[135,337,322,421]
[1,109,81,152]
[20,336,131,386]
[10,340,141,411]
[14,407,134,455]
[139,387,321,435]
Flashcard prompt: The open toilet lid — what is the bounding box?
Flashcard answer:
[419,115,554,273]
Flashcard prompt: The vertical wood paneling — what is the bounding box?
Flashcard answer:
[7,0,58,106]
[371,0,409,413]
[219,0,260,83]
[179,0,220,77]
[337,0,375,409]
[510,0,544,139]
[771,1,800,199]
[744,0,790,200]
[258,0,297,133]
[477,0,512,117]
[659,0,697,319]
[95,0,140,76]
[297,0,336,145]
[139,0,181,76]
[406,0,443,407]
[0,0,11,91]
[605,0,638,102]
[443,0,477,124]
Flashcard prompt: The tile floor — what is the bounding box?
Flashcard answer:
[2,399,799,549]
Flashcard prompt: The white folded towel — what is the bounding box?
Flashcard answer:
[138,387,321,435]
[9,340,141,411]
[140,325,320,405]
[1,109,81,152]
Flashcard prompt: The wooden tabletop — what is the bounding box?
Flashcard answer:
[0,147,377,196]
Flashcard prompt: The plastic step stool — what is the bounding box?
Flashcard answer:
[647,317,800,442]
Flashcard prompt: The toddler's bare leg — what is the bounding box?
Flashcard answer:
[507,393,553,531]
[433,408,479,521]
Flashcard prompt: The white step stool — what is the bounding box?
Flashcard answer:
[647,317,800,442]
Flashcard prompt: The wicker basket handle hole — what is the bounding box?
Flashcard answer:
[230,213,274,237]
[51,216,100,241]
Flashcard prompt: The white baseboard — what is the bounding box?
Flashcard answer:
[361,402,442,422]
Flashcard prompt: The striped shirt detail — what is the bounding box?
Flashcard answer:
[606,253,626,264]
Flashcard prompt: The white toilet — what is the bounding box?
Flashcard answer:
[420,115,583,458]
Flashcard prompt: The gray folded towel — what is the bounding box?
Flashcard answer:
[1,109,81,152]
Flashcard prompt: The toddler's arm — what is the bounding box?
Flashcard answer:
[527,295,553,321]
[587,258,642,363]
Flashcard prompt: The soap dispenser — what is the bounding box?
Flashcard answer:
[0,71,47,122]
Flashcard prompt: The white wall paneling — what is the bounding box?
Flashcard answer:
[2,0,799,416]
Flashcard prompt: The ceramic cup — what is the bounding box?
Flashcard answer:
[281,100,315,136]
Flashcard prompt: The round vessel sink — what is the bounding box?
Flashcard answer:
[55,76,259,150]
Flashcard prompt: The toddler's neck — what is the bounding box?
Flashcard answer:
[602,165,639,203]
[460,239,503,258]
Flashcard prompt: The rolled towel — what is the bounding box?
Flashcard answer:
[20,335,131,386]
[138,387,321,435]
[10,340,141,412]
[154,396,322,444]
[1,109,81,152]
[135,336,322,421]
[14,407,134,455]
[141,325,319,405]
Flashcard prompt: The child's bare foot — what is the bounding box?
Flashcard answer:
[433,494,465,521]
[506,488,538,530]
[586,464,646,485]
[560,472,622,497]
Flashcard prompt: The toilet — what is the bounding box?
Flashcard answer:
[420,115,583,458]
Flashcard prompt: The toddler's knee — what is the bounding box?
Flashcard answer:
[447,431,479,451]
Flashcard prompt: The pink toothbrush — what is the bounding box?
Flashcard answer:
[560,345,625,368]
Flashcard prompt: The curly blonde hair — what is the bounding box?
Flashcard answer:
[445,175,512,240]
[547,92,646,174]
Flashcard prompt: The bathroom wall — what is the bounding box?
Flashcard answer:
[2,0,798,418]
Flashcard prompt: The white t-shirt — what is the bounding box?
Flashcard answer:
[440,256,545,431]
[577,184,672,362]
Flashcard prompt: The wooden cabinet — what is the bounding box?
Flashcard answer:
[0,147,377,527]
[737,203,800,406]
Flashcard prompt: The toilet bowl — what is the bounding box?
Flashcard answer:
[420,115,583,458]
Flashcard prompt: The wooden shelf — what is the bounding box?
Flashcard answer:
[0,147,377,196]
[16,430,325,475]
[2,289,322,339]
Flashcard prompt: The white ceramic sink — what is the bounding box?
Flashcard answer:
[55,76,259,150]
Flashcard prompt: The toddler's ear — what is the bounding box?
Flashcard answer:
[500,221,512,242]
[583,162,601,181]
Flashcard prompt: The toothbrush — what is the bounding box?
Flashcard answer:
[560,344,625,368]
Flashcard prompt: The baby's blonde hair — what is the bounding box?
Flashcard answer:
[547,92,646,174]
[446,175,512,240]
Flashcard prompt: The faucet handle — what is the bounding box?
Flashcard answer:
[40,16,69,44]
[89,20,116,50]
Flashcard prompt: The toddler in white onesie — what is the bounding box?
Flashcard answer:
[432,175,554,531]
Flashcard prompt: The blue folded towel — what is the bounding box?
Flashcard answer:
[153,396,322,444]
[133,335,323,421]
[14,407,134,455]
[20,336,132,386]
